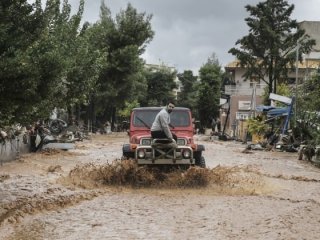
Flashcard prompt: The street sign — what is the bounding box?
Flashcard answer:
[236,112,250,120]
[269,93,292,105]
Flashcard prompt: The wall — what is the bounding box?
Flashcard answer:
[0,136,30,164]
[299,21,320,51]
[226,59,312,92]
[221,95,263,140]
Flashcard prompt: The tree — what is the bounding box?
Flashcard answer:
[142,66,177,106]
[228,0,315,96]
[0,0,88,126]
[0,0,45,125]
[65,19,106,122]
[93,2,154,126]
[0,1,154,128]
[177,70,198,111]
[28,0,86,118]
[300,72,320,112]
[197,54,222,127]
[293,72,320,145]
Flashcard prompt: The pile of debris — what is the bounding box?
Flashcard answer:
[28,119,89,151]
[0,119,89,154]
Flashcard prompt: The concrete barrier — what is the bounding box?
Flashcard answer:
[0,136,30,164]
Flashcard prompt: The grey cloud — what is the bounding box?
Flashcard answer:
[63,0,320,73]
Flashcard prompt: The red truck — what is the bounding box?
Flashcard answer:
[122,107,206,167]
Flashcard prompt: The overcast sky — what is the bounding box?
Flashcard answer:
[65,0,320,73]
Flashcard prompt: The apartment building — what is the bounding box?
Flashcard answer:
[222,21,320,140]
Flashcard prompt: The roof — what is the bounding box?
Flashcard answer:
[225,60,241,68]
[256,105,292,117]
[256,105,276,112]
[225,59,320,69]
[132,107,190,111]
[267,107,291,117]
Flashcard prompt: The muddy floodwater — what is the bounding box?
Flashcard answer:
[1,133,320,239]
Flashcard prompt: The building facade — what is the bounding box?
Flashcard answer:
[222,21,320,140]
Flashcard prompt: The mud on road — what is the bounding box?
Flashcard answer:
[1,133,320,239]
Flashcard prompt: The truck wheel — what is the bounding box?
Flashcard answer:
[122,144,134,160]
[122,152,134,160]
[194,152,206,168]
[198,156,206,168]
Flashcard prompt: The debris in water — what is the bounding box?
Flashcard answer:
[47,165,62,173]
[0,174,10,182]
[67,160,211,188]
[64,160,266,193]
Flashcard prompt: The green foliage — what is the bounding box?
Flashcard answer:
[93,2,154,122]
[27,0,86,117]
[0,0,91,125]
[261,83,292,105]
[142,66,177,106]
[247,115,268,136]
[0,0,45,125]
[0,1,228,129]
[299,73,320,112]
[118,100,140,118]
[197,54,222,127]
[296,72,320,145]
[177,70,198,113]
[0,1,154,127]
[228,0,315,96]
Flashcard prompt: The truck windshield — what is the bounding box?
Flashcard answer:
[133,110,190,127]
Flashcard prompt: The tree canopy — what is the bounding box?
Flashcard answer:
[177,70,198,112]
[0,0,45,125]
[93,2,154,124]
[141,65,177,107]
[197,54,222,127]
[0,0,154,128]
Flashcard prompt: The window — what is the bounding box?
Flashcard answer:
[133,109,190,127]
[133,110,159,127]
[170,111,190,127]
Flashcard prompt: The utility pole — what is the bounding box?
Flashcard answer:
[295,42,300,127]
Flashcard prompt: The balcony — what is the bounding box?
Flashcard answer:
[224,83,267,96]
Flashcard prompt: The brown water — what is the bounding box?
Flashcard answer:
[1,133,320,239]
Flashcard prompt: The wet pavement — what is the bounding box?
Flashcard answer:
[1,133,320,239]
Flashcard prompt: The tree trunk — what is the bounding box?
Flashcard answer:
[87,95,96,132]
[273,77,277,94]
[111,107,116,132]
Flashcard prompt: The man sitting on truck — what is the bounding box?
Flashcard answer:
[151,100,177,142]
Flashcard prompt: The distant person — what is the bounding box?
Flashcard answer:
[105,121,111,134]
[211,118,216,132]
[216,118,221,132]
[151,100,177,142]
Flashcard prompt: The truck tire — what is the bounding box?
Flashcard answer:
[198,156,206,168]
[122,144,134,160]
[122,152,134,160]
[194,152,206,168]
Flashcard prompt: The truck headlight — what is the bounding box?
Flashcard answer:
[182,149,191,158]
[137,149,145,158]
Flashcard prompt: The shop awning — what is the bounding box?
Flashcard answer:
[267,107,291,117]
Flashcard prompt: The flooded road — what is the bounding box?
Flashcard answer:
[1,133,320,239]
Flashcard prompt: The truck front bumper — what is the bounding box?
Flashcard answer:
[135,145,194,165]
